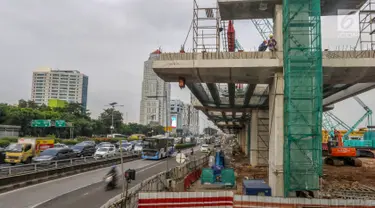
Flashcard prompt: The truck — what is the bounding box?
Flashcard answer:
[5,138,54,165]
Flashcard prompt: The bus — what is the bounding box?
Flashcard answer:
[141,136,175,160]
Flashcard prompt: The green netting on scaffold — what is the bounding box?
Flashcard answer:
[282,0,323,196]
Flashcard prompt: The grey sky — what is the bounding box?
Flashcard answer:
[0,0,373,129]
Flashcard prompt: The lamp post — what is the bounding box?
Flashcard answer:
[105,102,124,196]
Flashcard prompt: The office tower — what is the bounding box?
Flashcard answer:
[139,50,171,127]
[31,68,88,110]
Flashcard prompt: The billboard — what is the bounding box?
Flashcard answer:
[171,115,177,128]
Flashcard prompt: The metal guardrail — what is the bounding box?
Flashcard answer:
[0,151,137,178]
[0,153,140,190]
[101,153,210,208]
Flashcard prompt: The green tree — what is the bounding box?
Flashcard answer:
[99,108,123,134]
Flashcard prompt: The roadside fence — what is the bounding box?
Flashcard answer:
[101,153,210,208]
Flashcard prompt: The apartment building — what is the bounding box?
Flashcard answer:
[31,68,88,110]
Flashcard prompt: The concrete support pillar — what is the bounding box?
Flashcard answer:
[241,129,246,153]
[246,120,251,157]
[268,72,284,197]
[250,110,258,167]
[273,4,283,51]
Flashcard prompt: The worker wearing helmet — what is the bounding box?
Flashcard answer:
[268,34,277,52]
[258,40,268,52]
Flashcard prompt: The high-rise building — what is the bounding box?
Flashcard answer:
[170,99,184,132]
[31,68,89,109]
[139,50,171,127]
[182,103,200,135]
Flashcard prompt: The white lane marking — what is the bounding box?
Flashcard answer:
[27,160,165,208]
[83,193,88,196]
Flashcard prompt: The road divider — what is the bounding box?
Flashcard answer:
[0,153,140,193]
[0,152,135,178]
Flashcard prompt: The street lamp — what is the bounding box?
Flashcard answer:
[105,102,125,196]
[106,102,124,135]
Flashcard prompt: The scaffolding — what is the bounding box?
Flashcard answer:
[192,0,221,52]
[283,0,323,196]
[356,0,375,50]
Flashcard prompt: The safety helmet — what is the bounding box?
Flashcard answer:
[269,34,274,38]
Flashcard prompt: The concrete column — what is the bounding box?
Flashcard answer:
[241,129,246,153]
[250,110,258,167]
[246,120,251,157]
[268,72,284,197]
[273,4,283,51]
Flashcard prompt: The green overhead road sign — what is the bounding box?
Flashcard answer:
[31,120,51,127]
[55,120,66,127]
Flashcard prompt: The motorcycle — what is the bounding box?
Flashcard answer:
[104,174,117,191]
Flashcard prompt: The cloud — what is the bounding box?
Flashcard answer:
[0,0,372,130]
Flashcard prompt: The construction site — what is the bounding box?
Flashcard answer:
[150,0,375,204]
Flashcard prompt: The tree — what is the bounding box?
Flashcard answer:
[0,100,167,139]
[99,108,123,134]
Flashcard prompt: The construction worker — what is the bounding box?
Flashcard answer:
[258,40,268,51]
[268,34,277,51]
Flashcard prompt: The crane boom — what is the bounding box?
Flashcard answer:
[343,96,373,139]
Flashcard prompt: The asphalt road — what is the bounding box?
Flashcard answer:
[35,148,206,208]
[0,147,205,208]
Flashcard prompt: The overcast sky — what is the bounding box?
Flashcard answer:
[0,0,373,129]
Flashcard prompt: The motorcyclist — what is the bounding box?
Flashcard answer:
[106,165,118,187]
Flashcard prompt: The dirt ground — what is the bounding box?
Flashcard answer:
[188,150,375,199]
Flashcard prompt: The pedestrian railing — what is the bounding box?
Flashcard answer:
[101,152,210,208]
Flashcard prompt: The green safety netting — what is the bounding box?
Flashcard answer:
[282,0,323,196]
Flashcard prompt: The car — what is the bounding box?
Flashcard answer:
[78,141,96,146]
[200,144,209,152]
[119,142,133,152]
[133,142,144,152]
[54,143,69,149]
[95,142,112,150]
[94,146,117,159]
[32,148,75,164]
[71,144,96,157]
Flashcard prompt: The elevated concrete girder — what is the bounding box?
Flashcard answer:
[323,83,375,106]
[153,51,375,84]
[218,0,367,20]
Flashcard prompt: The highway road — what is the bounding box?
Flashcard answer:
[0,147,206,208]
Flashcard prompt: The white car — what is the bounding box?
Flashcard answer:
[200,144,209,152]
[119,143,133,152]
[94,146,116,159]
